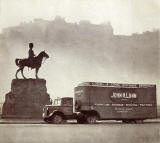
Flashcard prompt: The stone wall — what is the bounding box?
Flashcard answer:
[2,79,51,118]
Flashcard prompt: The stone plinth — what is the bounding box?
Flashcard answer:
[2,79,52,118]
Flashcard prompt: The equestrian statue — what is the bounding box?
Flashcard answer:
[15,43,49,79]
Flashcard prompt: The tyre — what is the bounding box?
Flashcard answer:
[43,118,50,123]
[51,114,63,124]
[86,115,98,124]
[77,118,87,124]
[122,120,127,123]
[122,120,130,123]
[122,120,136,124]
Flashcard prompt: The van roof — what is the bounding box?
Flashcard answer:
[77,82,156,88]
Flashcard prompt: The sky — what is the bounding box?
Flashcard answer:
[0,0,159,104]
[0,0,160,35]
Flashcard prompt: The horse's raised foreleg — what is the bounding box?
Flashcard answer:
[15,68,21,79]
[21,67,26,79]
[35,67,40,79]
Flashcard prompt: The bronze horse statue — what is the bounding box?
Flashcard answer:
[15,51,49,79]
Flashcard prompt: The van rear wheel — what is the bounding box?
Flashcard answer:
[87,115,98,124]
[77,118,87,124]
[122,120,136,124]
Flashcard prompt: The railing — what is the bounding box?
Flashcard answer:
[0,103,4,117]
[157,106,160,118]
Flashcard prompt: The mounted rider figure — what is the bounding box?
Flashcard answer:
[28,42,35,68]
[15,42,49,79]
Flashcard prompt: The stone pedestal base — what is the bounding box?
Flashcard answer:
[2,79,51,118]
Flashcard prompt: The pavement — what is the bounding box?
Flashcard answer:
[0,118,45,124]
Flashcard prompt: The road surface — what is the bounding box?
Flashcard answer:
[0,121,160,143]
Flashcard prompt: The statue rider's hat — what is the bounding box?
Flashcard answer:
[29,43,33,49]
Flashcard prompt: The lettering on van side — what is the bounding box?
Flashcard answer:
[109,89,138,103]
[75,90,83,97]
[111,92,137,99]
[75,90,83,94]
[94,103,153,107]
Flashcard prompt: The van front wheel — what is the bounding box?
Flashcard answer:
[51,114,63,124]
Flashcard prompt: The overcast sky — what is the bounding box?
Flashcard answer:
[0,0,160,35]
[0,0,160,104]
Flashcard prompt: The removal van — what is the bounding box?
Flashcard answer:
[74,82,157,123]
[42,82,157,124]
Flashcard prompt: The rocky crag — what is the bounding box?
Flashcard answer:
[2,79,51,118]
